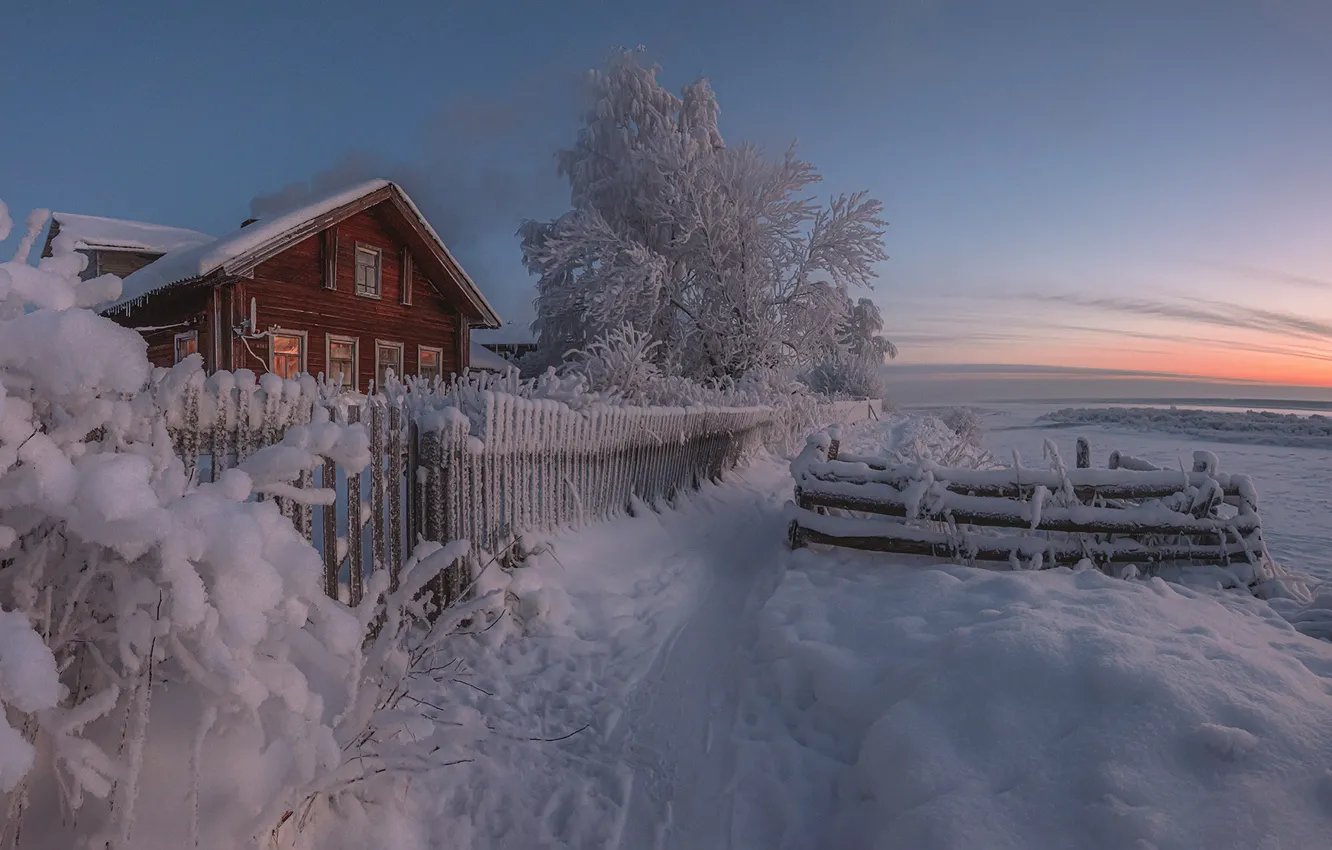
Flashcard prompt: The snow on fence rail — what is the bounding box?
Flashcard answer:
[785,429,1276,587]
[157,370,775,607]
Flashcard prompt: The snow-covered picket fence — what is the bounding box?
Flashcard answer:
[157,367,778,607]
[786,428,1280,590]
[414,398,773,578]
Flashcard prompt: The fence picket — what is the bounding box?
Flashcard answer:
[370,402,386,592]
[388,404,403,593]
[346,404,364,607]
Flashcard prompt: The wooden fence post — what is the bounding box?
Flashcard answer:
[346,404,364,607]
[369,402,386,599]
[419,425,448,613]
[407,418,421,553]
[321,405,339,601]
[388,404,404,594]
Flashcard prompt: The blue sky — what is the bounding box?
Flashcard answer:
[4,0,1332,395]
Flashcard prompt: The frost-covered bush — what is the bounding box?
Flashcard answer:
[0,203,477,848]
[562,324,665,404]
[941,406,986,450]
[802,354,886,400]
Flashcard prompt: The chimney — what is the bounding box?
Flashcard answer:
[240,218,258,228]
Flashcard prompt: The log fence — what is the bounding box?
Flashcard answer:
[787,429,1273,585]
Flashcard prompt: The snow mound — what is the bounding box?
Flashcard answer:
[1040,406,1332,449]
[734,553,1332,850]
[838,413,997,469]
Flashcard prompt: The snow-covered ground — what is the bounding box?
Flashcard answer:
[300,408,1332,849]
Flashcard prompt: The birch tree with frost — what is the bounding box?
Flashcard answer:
[520,48,896,382]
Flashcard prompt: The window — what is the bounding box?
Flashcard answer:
[355,245,381,297]
[418,346,443,382]
[270,332,305,379]
[374,340,403,391]
[326,335,358,390]
[174,330,198,364]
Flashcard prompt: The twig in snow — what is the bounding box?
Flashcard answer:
[451,678,493,697]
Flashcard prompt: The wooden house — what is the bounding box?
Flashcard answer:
[49,180,502,391]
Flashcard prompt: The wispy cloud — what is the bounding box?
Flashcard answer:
[1024,293,1332,343]
[884,363,1235,381]
[1195,260,1332,292]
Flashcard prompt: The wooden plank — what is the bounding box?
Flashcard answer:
[794,486,1260,537]
[322,451,337,600]
[407,418,420,552]
[369,402,386,590]
[346,404,364,607]
[790,519,1263,569]
[388,403,403,593]
[298,467,314,547]
[808,460,1249,503]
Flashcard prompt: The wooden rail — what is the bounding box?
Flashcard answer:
[787,430,1271,580]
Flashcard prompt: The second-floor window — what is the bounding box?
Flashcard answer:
[355,245,381,297]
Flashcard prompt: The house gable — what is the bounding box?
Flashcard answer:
[227,202,467,389]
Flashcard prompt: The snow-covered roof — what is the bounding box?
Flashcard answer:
[46,213,213,256]
[469,340,518,372]
[106,180,501,327]
[111,180,391,310]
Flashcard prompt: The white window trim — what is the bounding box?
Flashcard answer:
[268,329,308,377]
[374,339,404,391]
[417,345,444,381]
[325,333,359,391]
[354,243,383,299]
[173,330,198,364]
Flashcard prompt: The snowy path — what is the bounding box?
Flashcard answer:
[609,464,789,849]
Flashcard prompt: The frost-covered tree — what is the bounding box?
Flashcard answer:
[520,48,895,380]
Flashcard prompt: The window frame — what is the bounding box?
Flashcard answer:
[325,333,359,392]
[173,330,198,364]
[373,339,405,392]
[268,329,307,379]
[417,345,444,383]
[354,243,383,299]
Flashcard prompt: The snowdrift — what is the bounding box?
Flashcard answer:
[735,551,1332,850]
